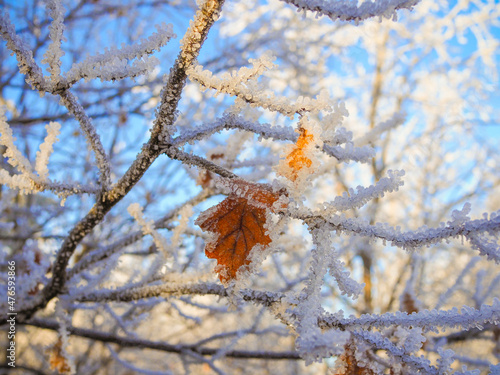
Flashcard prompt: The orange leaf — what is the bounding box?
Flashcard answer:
[48,338,71,374]
[286,127,314,181]
[195,180,284,283]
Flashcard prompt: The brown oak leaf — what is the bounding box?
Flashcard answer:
[195,180,284,283]
[48,338,72,374]
[286,127,314,181]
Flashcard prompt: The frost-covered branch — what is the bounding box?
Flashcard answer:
[279,0,421,23]
[65,23,176,84]
[173,113,375,163]
[323,142,375,163]
[163,146,238,179]
[53,280,500,338]
[1,11,112,189]
[352,329,439,374]
[2,0,499,372]
[293,227,352,364]
[320,169,405,214]
[0,109,99,197]
[73,282,284,308]
[188,62,335,118]
[188,53,276,95]
[173,114,296,146]
[58,90,112,190]
[68,190,213,280]
[41,0,66,84]
[24,318,301,360]
[10,0,226,323]
[302,205,500,262]
[321,298,500,332]
[0,173,100,196]
[34,121,61,180]
[0,110,37,177]
[355,113,406,147]
[0,11,47,91]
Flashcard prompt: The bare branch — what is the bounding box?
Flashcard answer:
[23,318,301,360]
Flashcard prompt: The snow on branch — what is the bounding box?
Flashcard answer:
[323,142,375,163]
[127,203,170,258]
[27,0,224,319]
[0,108,98,197]
[0,109,36,177]
[152,0,225,141]
[355,112,406,146]
[70,280,500,340]
[163,146,238,179]
[73,281,285,308]
[35,121,61,180]
[321,298,500,333]
[279,0,421,23]
[174,113,374,164]
[187,60,335,118]
[41,0,66,84]
[323,117,377,163]
[321,169,405,214]
[66,23,176,83]
[0,11,46,91]
[68,190,213,281]
[469,232,500,264]
[291,226,354,364]
[3,0,498,372]
[1,11,111,188]
[173,114,296,146]
[0,170,37,195]
[178,0,223,69]
[59,90,111,190]
[2,3,174,89]
[352,329,439,374]
[187,53,276,96]
[301,204,500,262]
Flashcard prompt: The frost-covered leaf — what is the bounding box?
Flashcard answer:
[195,180,285,282]
[286,127,314,182]
[48,338,72,375]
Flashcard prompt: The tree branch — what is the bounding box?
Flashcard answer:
[23,318,301,360]
[279,0,420,23]
[3,0,226,324]
[67,189,215,280]
[73,282,285,308]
